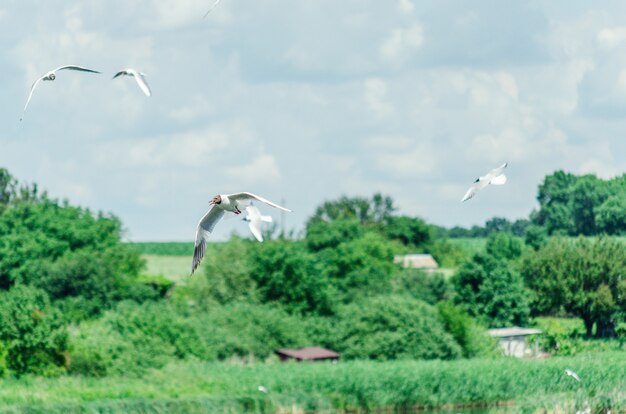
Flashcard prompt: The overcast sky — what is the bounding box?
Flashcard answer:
[1,1,625,241]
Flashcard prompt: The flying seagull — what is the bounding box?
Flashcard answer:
[192,192,291,274]
[203,0,221,17]
[113,68,152,97]
[564,368,581,382]
[243,204,273,242]
[21,65,101,121]
[258,385,268,394]
[461,162,508,202]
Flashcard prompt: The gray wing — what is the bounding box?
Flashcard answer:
[203,0,221,17]
[54,65,101,74]
[191,206,225,274]
[228,192,292,212]
[20,75,45,121]
[112,70,127,79]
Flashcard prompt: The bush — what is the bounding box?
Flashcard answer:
[393,270,451,305]
[0,285,68,376]
[333,295,462,360]
[437,302,497,358]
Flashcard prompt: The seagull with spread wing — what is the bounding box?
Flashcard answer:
[243,204,273,242]
[113,68,152,97]
[564,368,581,382]
[461,162,508,202]
[191,192,291,274]
[21,65,101,121]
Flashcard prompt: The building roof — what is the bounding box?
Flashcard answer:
[487,327,543,338]
[394,254,439,269]
[275,347,340,360]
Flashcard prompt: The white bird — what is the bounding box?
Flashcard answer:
[243,204,273,242]
[203,0,221,17]
[461,162,508,202]
[192,192,291,274]
[258,385,268,393]
[564,368,581,382]
[113,68,152,97]
[21,65,101,121]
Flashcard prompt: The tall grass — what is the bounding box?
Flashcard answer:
[0,353,623,412]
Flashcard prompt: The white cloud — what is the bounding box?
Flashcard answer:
[398,0,415,15]
[366,136,437,177]
[380,25,423,63]
[467,128,529,163]
[364,78,393,118]
[578,159,619,179]
[597,27,626,49]
[227,153,281,184]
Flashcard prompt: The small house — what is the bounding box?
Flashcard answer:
[488,327,543,358]
[394,254,439,272]
[275,347,340,362]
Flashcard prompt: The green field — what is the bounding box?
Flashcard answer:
[0,353,623,413]
[127,242,195,256]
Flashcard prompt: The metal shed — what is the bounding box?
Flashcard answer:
[488,327,543,358]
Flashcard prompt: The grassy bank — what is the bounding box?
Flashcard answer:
[0,353,623,413]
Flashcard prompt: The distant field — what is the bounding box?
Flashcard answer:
[447,237,488,257]
[142,255,192,284]
[127,242,194,256]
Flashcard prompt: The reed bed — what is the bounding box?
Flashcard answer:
[0,352,623,413]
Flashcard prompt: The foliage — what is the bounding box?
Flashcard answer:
[522,236,626,337]
[533,171,626,236]
[485,232,524,260]
[524,224,548,250]
[384,215,432,247]
[332,295,462,360]
[250,241,332,315]
[392,270,451,305]
[532,317,625,356]
[453,252,530,327]
[0,285,68,376]
[306,193,395,229]
[436,302,498,358]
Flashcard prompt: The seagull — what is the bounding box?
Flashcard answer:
[21,65,101,121]
[192,192,291,274]
[258,385,268,393]
[113,68,152,97]
[564,368,581,382]
[203,0,221,17]
[461,162,508,202]
[243,204,273,242]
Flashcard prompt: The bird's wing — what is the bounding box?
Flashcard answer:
[461,183,481,202]
[131,71,152,97]
[54,65,101,74]
[112,70,127,79]
[20,75,45,121]
[248,219,264,242]
[488,162,508,178]
[245,205,262,219]
[203,0,221,18]
[228,192,292,212]
[191,206,225,274]
[261,215,273,223]
[490,174,507,185]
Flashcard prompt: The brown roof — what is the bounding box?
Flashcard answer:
[275,347,340,360]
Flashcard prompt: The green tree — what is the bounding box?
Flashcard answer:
[385,215,432,247]
[485,233,523,261]
[595,193,626,235]
[334,295,462,360]
[306,193,395,228]
[522,236,626,337]
[453,253,530,327]
[0,285,68,376]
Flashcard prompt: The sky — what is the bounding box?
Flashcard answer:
[0,0,625,241]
